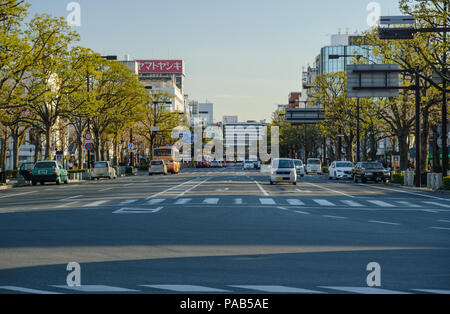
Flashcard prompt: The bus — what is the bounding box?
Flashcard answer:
[152,146,181,174]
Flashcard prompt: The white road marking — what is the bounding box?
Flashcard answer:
[305,182,355,198]
[98,188,113,192]
[83,200,109,207]
[55,201,79,208]
[203,198,219,205]
[321,286,410,294]
[412,289,450,294]
[52,285,138,292]
[142,285,228,292]
[146,199,165,205]
[438,220,450,223]
[323,215,347,219]
[147,178,199,199]
[296,189,312,193]
[341,200,364,207]
[423,202,450,208]
[313,199,335,206]
[124,183,134,186]
[0,286,61,294]
[287,199,305,206]
[294,210,310,215]
[277,206,289,211]
[254,180,269,196]
[234,198,243,205]
[0,191,38,199]
[120,199,138,205]
[175,198,191,205]
[369,220,400,226]
[396,201,421,208]
[430,227,450,231]
[60,195,83,201]
[230,285,323,294]
[113,207,163,214]
[177,178,211,198]
[367,200,396,208]
[360,184,450,201]
[260,198,276,205]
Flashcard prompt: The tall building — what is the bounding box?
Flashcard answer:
[136,60,186,112]
[223,120,267,161]
[189,101,214,127]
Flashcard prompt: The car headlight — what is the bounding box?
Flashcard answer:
[366,172,373,176]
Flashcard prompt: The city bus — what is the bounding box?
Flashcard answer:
[152,146,181,174]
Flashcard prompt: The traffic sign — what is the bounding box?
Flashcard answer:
[128,143,134,150]
[347,64,400,98]
[84,133,92,141]
[84,142,93,151]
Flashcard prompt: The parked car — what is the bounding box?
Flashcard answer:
[270,158,297,185]
[243,160,254,170]
[306,158,322,175]
[149,160,168,175]
[92,161,117,180]
[210,161,220,168]
[31,160,69,185]
[19,162,35,181]
[253,160,261,170]
[351,162,391,183]
[293,159,305,178]
[328,161,355,180]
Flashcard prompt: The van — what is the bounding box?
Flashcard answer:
[306,158,322,175]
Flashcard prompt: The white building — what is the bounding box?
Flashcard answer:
[190,101,214,127]
[223,116,238,124]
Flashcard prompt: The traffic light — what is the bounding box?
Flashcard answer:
[378,28,414,40]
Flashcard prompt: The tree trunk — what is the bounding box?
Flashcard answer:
[12,130,19,170]
[398,132,409,170]
[421,109,430,172]
[45,128,52,159]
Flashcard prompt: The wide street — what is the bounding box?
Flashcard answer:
[0,164,449,294]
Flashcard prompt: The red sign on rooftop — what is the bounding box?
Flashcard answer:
[137,60,183,74]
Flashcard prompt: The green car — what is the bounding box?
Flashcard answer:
[31,160,69,186]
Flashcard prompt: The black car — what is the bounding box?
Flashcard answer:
[351,162,391,183]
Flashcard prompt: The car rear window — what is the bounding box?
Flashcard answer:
[294,160,303,166]
[336,162,354,168]
[94,162,108,168]
[362,162,383,169]
[34,162,56,169]
[151,160,163,165]
[308,159,321,165]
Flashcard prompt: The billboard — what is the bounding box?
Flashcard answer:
[137,60,183,74]
[347,64,400,98]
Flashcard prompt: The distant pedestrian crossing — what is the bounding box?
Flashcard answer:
[0,284,448,294]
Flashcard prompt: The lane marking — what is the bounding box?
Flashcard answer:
[60,195,83,201]
[230,285,324,294]
[142,285,228,292]
[124,183,134,186]
[52,285,138,292]
[0,191,38,199]
[369,220,400,226]
[254,180,269,196]
[148,178,199,199]
[313,199,335,206]
[396,201,421,208]
[83,200,109,207]
[296,189,312,193]
[176,178,211,198]
[56,201,79,208]
[323,215,347,219]
[146,199,165,205]
[304,182,355,198]
[175,198,191,205]
[260,198,276,205]
[359,184,450,201]
[234,198,243,205]
[277,206,289,211]
[203,198,219,205]
[98,188,113,192]
[438,220,450,223]
[120,199,138,205]
[287,199,305,206]
[295,210,310,215]
[321,286,410,294]
[430,227,450,231]
[341,200,364,207]
[0,286,61,294]
[113,207,163,214]
[423,202,450,208]
[367,200,396,208]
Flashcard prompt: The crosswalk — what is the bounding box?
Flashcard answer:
[1,284,448,294]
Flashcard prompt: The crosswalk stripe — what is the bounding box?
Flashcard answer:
[0,286,61,294]
[230,285,324,294]
[52,285,138,292]
[113,207,163,214]
[341,200,364,207]
[313,199,335,206]
[120,199,138,205]
[141,285,228,292]
[146,199,165,205]
[396,201,421,208]
[367,200,395,208]
[175,198,191,205]
[412,289,450,294]
[287,199,305,206]
[234,198,243,205]
[83,200,109,207]
[321,286,410,294]
[260,198,276,205]
[423,202,450,208]
[203,198,219,205]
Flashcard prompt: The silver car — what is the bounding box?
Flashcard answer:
[149,160,168,176]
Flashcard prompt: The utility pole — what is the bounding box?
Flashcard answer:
[442,0,448,176]
[356,97,361,162]
[415,69,422,187]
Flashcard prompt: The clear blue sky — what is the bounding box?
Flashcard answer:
[27,0,401,122]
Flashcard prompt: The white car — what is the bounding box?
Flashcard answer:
[270,158,297,185]
[306,158,322,175]
[293,159,305,178]
[92,161,117,180]
[243,160,254,170]
[149,160,168,175]
[328,161,355,180]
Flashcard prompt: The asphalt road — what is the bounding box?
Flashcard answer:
[0,165,449,294]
